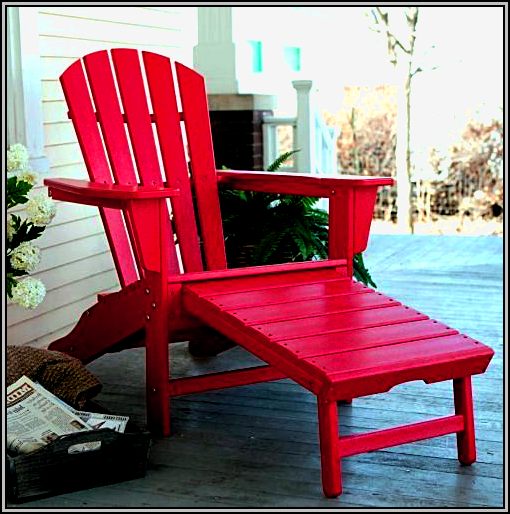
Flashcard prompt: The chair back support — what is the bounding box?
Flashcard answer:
[60,49,227,286]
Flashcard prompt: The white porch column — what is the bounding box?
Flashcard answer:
[293,80,315,174]
[193,7,239,94]
[7,7,49,172]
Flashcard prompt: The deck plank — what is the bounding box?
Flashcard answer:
[12,235,503,508]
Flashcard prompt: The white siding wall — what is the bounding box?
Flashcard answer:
[7,6,197,348]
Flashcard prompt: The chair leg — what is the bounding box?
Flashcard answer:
[145,306,171,437]
[453,376,476,465]
[317,397,342,497]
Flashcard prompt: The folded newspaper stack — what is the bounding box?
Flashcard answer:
[7,375,129,455]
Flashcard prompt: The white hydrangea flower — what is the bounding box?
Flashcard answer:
[7,216,16,242]
[7,143,30,172]
[10,242,41,272]
[11,277,46,309]
[16,168,39,186]
[26,193,57,226]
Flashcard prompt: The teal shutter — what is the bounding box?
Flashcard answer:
[249,41,263,73]
[284,46,301,72]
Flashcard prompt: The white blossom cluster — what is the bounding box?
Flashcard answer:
[7,145,39,184]
[10,242,41,272]
[26,193,57,226]
[11,277,47,310]
[7,143,56,310]
[7,216,16,242]
[17,168,39,186]
[7,143,30,172]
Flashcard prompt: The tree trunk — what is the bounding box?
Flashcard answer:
[405,66,414,233]
[394,61,413,233]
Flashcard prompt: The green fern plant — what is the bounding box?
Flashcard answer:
[219,151,376,287]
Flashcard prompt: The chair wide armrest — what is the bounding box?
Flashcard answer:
[44,178,180,208]
[216,170,393,197]
[217,169,394,260]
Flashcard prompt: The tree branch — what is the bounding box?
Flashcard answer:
[410,67,422,78]
[374,7,412,56]
[394,38,412,55]
[411,65,439,78]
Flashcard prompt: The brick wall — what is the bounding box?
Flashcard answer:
[210,109,271,171]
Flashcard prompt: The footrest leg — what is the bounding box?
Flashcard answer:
[453,376,476,465]
[317,397,342,497]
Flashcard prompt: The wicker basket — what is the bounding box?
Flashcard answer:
[7,420,151,503]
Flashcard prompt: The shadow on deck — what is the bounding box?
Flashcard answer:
[11,235,504,509]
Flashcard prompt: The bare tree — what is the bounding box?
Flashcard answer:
[326,85,396,177]
[371,7,421,233]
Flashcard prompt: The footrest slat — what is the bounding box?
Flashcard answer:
[338,414,465,458]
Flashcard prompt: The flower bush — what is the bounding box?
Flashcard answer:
[6,144,56,309]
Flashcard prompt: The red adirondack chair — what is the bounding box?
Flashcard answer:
[44,49,494,498]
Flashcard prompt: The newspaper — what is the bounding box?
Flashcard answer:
[7,375,92,455]
[72,409,128,432]
[63,410,130,454]
[7,375,129,455]
[49,396,130,453]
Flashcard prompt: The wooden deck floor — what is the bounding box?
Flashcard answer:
[12,235,504,509]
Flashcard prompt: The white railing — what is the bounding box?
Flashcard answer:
[314,110,339,176]
[262,115,297,172]
[262,80,339,179]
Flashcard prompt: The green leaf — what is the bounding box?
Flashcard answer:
[267,149,300,172]
[7,218,46,253]
[24,223,45,242]
[6,274,18,298]
[7,176,33,209]
[353,252,377,288]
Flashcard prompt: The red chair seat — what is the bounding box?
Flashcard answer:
[183,268,493,399]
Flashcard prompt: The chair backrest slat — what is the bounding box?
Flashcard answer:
[110,49,161,185]
[109,49,179,273]
[59,49,228,283]
[176,62,227,271]
[82,51,144,274]
[143,51,203,272]
[59,59,138,287]
[82,51,138,185]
